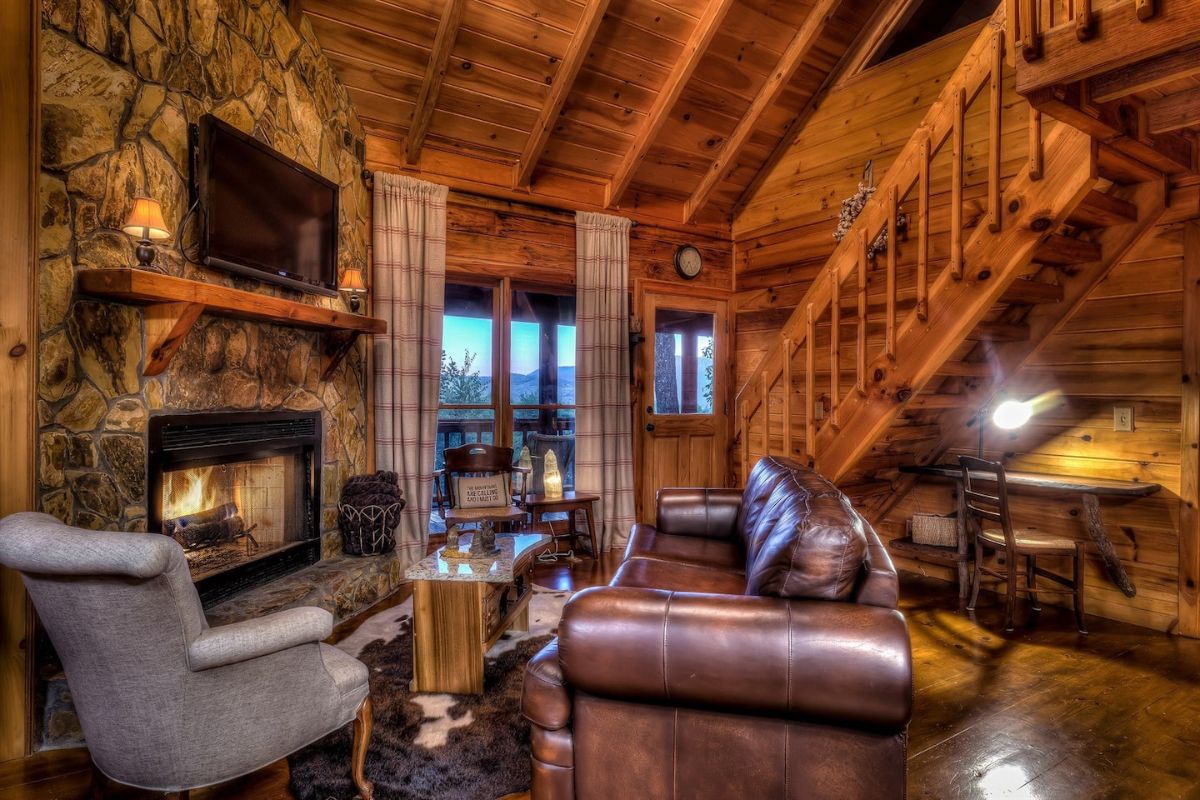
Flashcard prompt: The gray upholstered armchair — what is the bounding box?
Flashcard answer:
[0,513,374,799]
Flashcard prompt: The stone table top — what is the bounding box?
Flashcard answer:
[404,533,551,583]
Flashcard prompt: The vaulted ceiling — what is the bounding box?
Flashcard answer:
[296,0,879,228]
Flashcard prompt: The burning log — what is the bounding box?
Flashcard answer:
[163,502,236,535]
[164,503,258,551]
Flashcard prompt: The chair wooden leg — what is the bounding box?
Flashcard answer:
[1074,543,1089,635]
[352,696,374,800]
[1027,554,1040,611]
[1004,550,1018,632]
[967,537,983,611]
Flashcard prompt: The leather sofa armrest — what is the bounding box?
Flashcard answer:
[523,639,571,730]
[187,606,333,671]
[655,488,742,540]
[857,530,900,609]
[558,587,912,731]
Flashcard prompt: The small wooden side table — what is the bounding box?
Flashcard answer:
[524,491,600,558]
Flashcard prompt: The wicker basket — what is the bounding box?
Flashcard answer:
[910,512,958,548]
[338,502,403,556]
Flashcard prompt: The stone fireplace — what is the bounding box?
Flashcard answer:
[148,411,322,606]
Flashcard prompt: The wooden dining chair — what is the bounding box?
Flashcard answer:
[434,443,530,530]
[959,455,1088,634]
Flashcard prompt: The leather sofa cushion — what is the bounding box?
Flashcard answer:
[624,524,744,571]
[736,456,795,549]
[612,557,746,595]
[743,469,868,601]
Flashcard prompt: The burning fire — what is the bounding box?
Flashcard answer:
[163,467,223,522]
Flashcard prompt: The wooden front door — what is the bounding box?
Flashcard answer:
[637,290,730,524]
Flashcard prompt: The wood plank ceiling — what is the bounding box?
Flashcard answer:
[298,0,875,228]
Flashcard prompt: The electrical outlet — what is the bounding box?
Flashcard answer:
[1114,405,1134,432]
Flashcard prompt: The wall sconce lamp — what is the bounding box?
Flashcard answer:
[121,196,170,272]
[340,267,367,313]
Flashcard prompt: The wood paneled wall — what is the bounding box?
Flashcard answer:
[0,0,37,761]
[442,191,733,291]
[878,227,1184,632]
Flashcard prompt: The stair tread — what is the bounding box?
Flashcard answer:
[1032,234,1102,265]
[934,361,993,377]
[999,279,1064,305]
[905,394,975,410]
[966,321,1030,342]
[1096,144,1161,185]
[1067,189,1139,228]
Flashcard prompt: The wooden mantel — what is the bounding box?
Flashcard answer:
[78,268,386,381]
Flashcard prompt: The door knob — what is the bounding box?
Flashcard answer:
[645,423,656,432]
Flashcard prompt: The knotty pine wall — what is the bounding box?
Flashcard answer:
[730,24,1185,631]
[880,227,1184,632]
[441,192,733,292]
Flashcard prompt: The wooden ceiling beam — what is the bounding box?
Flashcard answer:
[605,0,737,208]
[1089,42,1200,104]
[1148,86,1200,135]
[404,0,465,165]
[514,0,612,189]
[683,0,840,223]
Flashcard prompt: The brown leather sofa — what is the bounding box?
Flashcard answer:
[522,456,912,800]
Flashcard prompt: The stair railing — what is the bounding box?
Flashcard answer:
[733,3,1045,479]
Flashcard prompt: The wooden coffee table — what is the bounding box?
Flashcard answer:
[404,532,552,694]
[524,491,600,557]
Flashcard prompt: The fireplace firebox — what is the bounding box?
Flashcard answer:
[148,411,322,607]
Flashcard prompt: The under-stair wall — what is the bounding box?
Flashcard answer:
[731,21,1034,482]
[878,225,1185,632]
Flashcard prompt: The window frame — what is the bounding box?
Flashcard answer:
[438,275,577,480]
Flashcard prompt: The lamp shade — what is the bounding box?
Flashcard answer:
[121,197,169,241]
[340,267,367,291]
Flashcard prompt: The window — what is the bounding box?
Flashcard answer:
[866,0,997,69]
[436,281,576,490]
[511,289,576,491]
[653,308,715,415]
[437,283,495,471]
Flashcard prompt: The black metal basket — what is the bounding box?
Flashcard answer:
[338,502,403,556]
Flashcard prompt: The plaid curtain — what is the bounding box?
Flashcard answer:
[575,211,635,552]
[372,173,448,568]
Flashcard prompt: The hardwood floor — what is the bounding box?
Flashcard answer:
[4,553,1200,799]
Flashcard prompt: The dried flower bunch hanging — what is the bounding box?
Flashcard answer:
[833,182,905,260]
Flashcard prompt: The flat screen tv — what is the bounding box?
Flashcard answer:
[192,115,339,296]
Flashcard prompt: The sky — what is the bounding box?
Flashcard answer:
[442,316,576,377]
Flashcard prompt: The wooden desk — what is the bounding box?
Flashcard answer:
[523,491,600,558]
[899,465,1160,598]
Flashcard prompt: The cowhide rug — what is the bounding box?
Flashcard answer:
[288,586,570,800]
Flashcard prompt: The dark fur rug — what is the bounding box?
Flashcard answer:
[288,589,568,800]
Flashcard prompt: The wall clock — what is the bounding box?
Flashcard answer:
[674,244,703,280]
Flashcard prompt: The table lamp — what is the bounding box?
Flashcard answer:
[340,267,367,313]
[542,449,563,498]
[121,196,170,272]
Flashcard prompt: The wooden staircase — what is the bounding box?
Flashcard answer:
[732,5,1170,503]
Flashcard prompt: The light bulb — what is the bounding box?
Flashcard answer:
[992,399,1033,430]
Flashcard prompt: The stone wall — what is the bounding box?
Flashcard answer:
[36,0,370,554]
